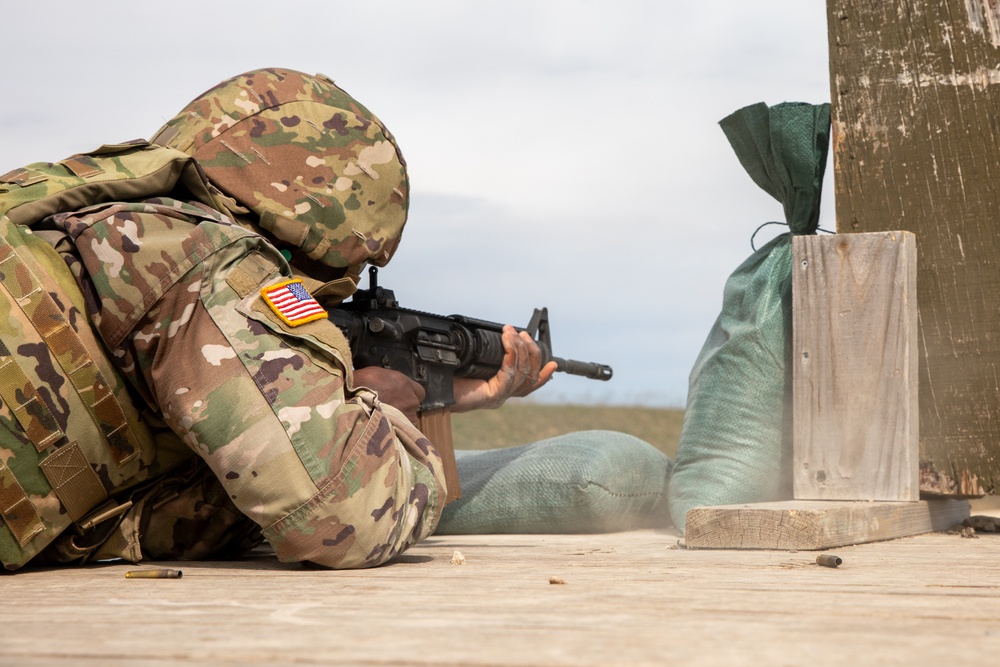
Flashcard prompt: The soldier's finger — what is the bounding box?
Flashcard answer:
[517,330,543,385]
[513,360,558,397]
[509,327,533,385]
[492,326,523,396]
[408,376,427,403]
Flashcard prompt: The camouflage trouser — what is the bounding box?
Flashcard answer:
[45,198,447,568]
[135,459,264,560]
[37,456,263,565]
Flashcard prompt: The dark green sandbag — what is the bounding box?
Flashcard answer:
[667,102,831,533]
[435,431,672,534]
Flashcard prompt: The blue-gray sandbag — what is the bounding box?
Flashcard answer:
[435,431,673,534]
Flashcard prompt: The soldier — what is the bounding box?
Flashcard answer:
[148,68,557,424]
[0,68,551,571]
[148,68,669,540]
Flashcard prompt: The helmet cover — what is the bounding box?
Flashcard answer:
[152,68,409,276]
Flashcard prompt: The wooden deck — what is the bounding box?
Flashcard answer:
[2,515,998,666]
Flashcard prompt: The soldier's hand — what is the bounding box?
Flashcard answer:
[353,367,425,425]
[452,325,558,412]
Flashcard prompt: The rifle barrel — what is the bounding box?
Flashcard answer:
[552,357,613,381]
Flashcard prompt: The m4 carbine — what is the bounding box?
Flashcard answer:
[328,267,612,413]
[327,267,613,502]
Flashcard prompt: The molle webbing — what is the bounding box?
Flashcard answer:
[0,460,43,546]
[0,238,140,468]
[0,338,64,451]
[0,143,213,568]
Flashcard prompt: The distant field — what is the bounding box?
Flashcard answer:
[451,402,684,459]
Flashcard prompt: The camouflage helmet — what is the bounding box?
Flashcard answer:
[151,68,409,280]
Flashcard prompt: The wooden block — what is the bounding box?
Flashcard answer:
[792,232,918,501]
[684,499,970,550]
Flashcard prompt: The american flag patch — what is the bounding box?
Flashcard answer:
[260,279,328,327]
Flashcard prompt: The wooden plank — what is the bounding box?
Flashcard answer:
[1,527,999,666]
[792,232,918,501]
[684,499,969,550]
[827,0,1000,496]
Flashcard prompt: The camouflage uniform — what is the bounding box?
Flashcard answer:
[0,69,447,570]
[43,196,444,568]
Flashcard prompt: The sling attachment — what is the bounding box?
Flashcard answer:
[75,498,133,533]
[303,265,361,307]
[39,497,135,565]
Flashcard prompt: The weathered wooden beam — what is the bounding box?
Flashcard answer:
[827,0,999,497]
[792,232,918,501]
[684,500,970,550]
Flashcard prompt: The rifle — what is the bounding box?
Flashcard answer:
[328,266,613,502]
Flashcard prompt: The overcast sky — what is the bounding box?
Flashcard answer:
[3,1,834,406]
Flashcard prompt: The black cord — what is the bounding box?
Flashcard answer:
[750,222,787,251]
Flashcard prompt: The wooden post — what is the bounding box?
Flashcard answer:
[828,0,999,497]
[792,232,918,501]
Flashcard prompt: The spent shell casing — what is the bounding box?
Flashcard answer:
[125,569,183,579]
[816,554,842,568]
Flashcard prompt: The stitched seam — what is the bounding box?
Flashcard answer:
[579,481,663,499]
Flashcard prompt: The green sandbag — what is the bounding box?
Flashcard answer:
[667,102,831,533]
[435,431,672,535]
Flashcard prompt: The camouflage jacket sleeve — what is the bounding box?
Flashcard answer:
[44,198,446,568]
